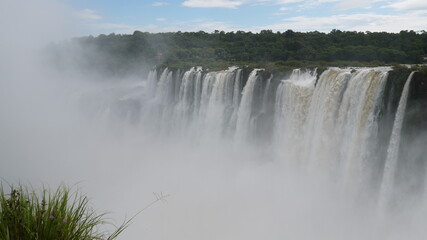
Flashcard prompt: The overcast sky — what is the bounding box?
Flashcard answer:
[52,0,427,35]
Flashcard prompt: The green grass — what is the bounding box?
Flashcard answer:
[0,184,137,240]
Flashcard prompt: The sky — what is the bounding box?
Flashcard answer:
[63,0,427,35]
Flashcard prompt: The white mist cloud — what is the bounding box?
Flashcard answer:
[258,12,427,32]
[263,0,384,10]
[77,9,103,20]
[385,0,427,11]
[152,1,169,6]
[65,0,427,35]
[334,0,373,10]
[85,18,238,34]
[90,22,138,32]
[0,0,73,47]
[275,0,304,3]
[182,0,244,8]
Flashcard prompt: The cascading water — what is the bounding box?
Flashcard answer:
[146,68,158,98]
[174,67,198,131]
[203,71,236,139]
[228,69,243,133]
[142,67,244,140]
[274,69,316,165]
[95,66,421,210]
[235,69,261,142]
[261,73,273,113]
[273,68,389,198]
[378,71,415,210]
[337,70,388,189]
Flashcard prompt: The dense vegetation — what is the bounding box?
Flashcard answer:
[49,29,427,74]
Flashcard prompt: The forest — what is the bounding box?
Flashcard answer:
[49,29,427,75]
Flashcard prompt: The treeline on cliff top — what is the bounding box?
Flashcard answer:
[49,29,427,74]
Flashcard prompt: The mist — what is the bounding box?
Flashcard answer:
[1,1,427,240]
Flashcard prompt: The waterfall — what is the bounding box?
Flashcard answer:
[193,71,203,116]
[146,68,158,98]
[232,69,243,111]
[378,71,415,210]
[143,67,243,139]
[261,73,273,113]
[235,69,260,142]
[203,69,239,139]
[199,72,216,118]
[173,67,199,133]
[295,68,389,188]
[95,66,420,207]
[303,68,352,173]
[228,69,243,132]
[336,70,388,188]
[274,69,316,164]
[154,69,174,108]
[154,68,170,102]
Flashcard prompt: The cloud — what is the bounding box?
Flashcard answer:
[275,0,304,4]
[73,0,427,36]
[77,9,102,20]
[182,0,244,8]
[257,12,427,32]
[251,0,271,6]
[185,20,237,31]
[152,2,168,6]
[268,0,378,10]
[178,0,427,11]
[159,18,239,32]
[84,18,239,34]
[385,0,427,11]
[334,0,374,10]
[87,23,138,34]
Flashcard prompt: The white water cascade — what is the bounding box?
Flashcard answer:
[235,69,261,142]
[274,69,317,166]
[379,71,415,210]
[273,68,389,196]
[91,66,420,208]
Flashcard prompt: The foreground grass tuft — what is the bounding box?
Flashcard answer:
[0,184,131,240]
